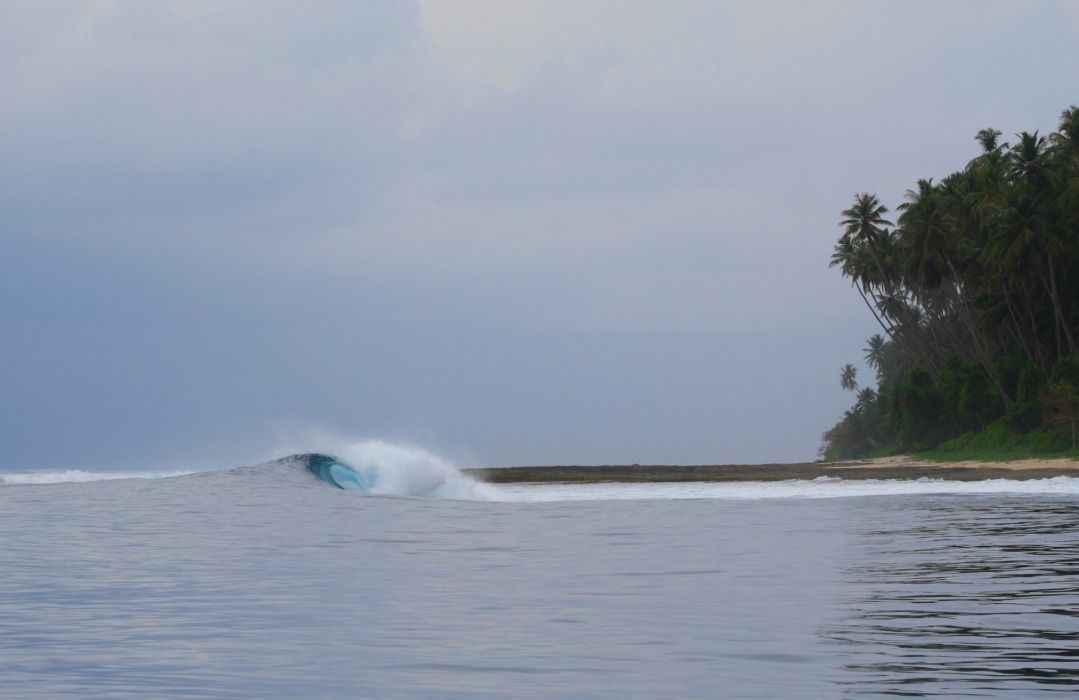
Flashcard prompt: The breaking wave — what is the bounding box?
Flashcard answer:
[0,442,496,500]
[4,441,1079,503]
[293,442,498,500]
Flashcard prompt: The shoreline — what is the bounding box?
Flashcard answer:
[464,456,1079,484]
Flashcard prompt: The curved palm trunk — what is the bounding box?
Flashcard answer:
[1031,311,1051,369]
[1044,262,1079,358]
[943,259,1014,407]
[949,284,1014,407]
[999,275,1039,365]
[857,284,895,340]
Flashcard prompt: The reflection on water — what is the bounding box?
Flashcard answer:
[5,469,1079,698]
[830,497,1079,696]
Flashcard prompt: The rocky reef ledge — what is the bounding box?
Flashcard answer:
[464,456,1079,484]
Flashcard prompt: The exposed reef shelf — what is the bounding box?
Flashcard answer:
[464,460,1079,484]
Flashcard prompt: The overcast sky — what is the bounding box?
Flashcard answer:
[3,1,1079,470]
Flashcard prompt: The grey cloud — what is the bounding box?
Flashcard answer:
[2,2,1078,469]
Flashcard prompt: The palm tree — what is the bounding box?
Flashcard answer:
[840,193,895,287]
[839,196,946,372]
[1050,107,1079,163]
[963,149,1038,363]
[855,387,877,412]
[841,193,894,241]
[990,178,1077,359]
[840,363,859,392]
[863,334,886,379]
[897,178,953,292]
[830,236,894,338]
[826,105,1079,458]
[896,175,1013,402]
[976,127,1003,153]
[1050,108,1079,314]
[1009,131,1052,190]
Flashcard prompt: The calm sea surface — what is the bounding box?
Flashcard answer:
[2,459,1079,698]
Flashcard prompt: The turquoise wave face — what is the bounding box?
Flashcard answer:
[303,454,377,492]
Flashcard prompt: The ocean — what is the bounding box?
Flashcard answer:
[3,442,1078,698]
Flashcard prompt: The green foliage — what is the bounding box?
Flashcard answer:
[1005,363,1044,433]
[1050,355,1079,385]
[887,368,953,451]
[957,370,998,432]
[920,418,1075,461]
[820,406,883,461]
[822,103,1079,460]
[936,355,1002,432]
[1039,357,1079,447]
[996,350,1027,406]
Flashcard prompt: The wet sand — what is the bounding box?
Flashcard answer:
[465,456,1079,484]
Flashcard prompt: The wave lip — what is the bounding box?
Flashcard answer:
[296,442,499,500]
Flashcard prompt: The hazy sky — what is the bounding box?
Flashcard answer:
[3,1,1079,470]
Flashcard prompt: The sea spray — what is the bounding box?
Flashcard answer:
[333,440,500,500]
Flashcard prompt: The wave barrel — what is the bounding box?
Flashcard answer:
[302,454,377,492]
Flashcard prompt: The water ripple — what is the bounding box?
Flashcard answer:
[829,496,1079,697]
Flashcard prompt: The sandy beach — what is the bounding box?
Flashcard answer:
[465,456,1079,484]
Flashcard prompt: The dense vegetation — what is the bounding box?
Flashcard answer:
[821,106,1079,460]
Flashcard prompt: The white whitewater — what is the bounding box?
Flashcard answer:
[5,440,1079,502]
[495,475,1079,502]
[0,469,193,485]
[333,440,500,500]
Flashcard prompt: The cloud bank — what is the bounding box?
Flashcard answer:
[2,1,1077,468]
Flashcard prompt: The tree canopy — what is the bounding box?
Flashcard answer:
[822,106,1079,460]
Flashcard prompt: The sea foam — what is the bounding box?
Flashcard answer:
[0,469,193,485]
[329,441,499,500]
